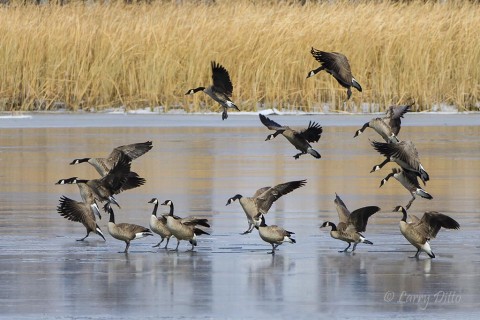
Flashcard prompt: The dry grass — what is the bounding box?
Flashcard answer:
[0,0,479,112]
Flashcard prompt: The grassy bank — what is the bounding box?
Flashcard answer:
[0,1,479,112]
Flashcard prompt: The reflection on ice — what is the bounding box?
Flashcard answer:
[0,114,479,318]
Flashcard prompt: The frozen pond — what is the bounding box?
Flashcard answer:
[0,113,479,319]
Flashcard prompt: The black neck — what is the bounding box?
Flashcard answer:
[75,179,89,184]
[233,194,242,201]
[152,202,159,217]
[400,207,408,222]
[311,66,323,75]
[108,208,115,223]
[329,222,337,231]
[360,122,369,132]
[168,203,174,216]
[273,131,283,138]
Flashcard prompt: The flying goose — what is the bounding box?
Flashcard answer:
[370,140,430,184]
[106,205,153,253]
[160,200,210,251]
[57,196,105,241]
[253,214,295,254]
[394,206,460,258]
[56,177,102,219]
[307,48,362,100]
[320,193,380,252]
[148,198,172,249]
[380,168,432,209]
[259,114,322,159]
[56,154,133,209]
[226,179,307,234]
[185,61,240,120]
[354,103,412,142]
[69,141,152,192]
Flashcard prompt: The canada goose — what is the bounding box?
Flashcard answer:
[320,193,380,252]
[354,103,412,142]
[69,141,152,192]
[253,214,295,254]
[307,48,362,100]
[185,61,240,120]
[57,154,133,209]
[394,206,460,258]
[226,179,307,234]
[370,140,430,184]
[148,198,172,249]
[380,168,432,209]
[57,196,105,241]
[56,177,102,219]
[259,114,322,159]
[106,205,153,253]
[160,200,210,251]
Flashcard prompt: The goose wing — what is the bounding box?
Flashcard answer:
[409,214,421,224]
[253,186,271,199]
[297,121,323,143]
[110,141,153,162]
[347,206,381,232]
[100,154,131,194]
[371,140,420,170]
[116,223,151,235]
[211,61,233,97]
[255,179,307,214]
[334,193,351,224]
[370,118,396,142]
[414,211,460,239]
[385,104,411,120]
[259,114,287,131]
[311,49,353,86]
[400,169,423,189]
[117,171,146,193]
[181,217,210,228]
[57,196,94,224]
[385,104,412,135]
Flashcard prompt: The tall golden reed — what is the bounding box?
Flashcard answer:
[0,1,478,112]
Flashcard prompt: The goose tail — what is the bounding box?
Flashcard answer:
[307,148,321,159]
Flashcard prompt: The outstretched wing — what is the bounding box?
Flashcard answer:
[259,114,286,131]
[371,140,420,169]
[298,121,322,143]
[334,193,350,224]
[256,179,307,214]
[385,104,412,120]
[311,49,353,86]
[57,196,94,224]
[414,211,460,239]
[252,186,271,199]
[348,206,381,232]
[211,61,233,97]
[111,141,153,162]
[385,104,412,135]
[100,154,131,194]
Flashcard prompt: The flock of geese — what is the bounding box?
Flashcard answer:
[56,49,460,258]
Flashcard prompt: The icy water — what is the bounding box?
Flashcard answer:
[0,113,479,319]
